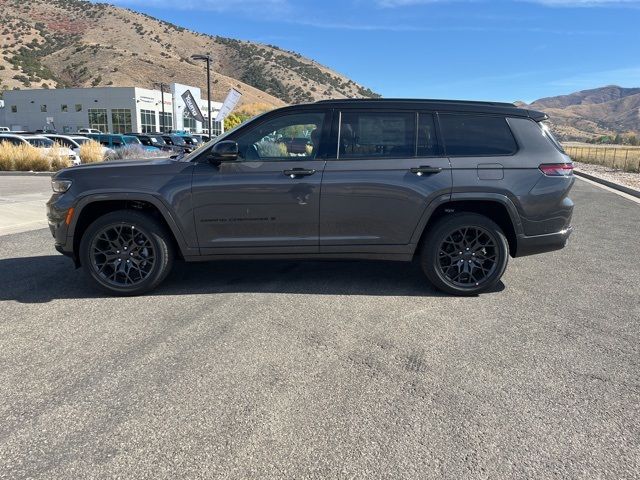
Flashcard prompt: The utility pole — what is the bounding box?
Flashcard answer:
[153,82,167,132]
[191,54,213,136]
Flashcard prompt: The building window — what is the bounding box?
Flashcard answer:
[88,108,108,132]
[160,112,173,133]
[211,120,223,137]
[183,113,196,132]
[202,117,224,137]
[41,105,47,112]
[140,109,157,133]
[10,105,17,113]
[61,104,68,112]
[75,104,82,112]
[111,108,132,134]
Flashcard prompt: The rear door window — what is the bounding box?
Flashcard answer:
[338,111,415,159]
[417,113,443,157]
[439,114,517,156]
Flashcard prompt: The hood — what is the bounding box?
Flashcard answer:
[54,157,176,178]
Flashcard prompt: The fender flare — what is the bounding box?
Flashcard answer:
[68,191,194,257]
[408,192,524,251]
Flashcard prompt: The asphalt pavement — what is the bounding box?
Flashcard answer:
[0,179,638,479]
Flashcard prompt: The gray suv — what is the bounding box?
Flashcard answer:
[47,99,574,296]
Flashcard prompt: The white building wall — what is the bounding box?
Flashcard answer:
[0,85,224,135]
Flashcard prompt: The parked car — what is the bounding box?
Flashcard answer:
[47,98,574,296]
[0,127,10,132]
[0,133,80,165]
[85,134,160,153]
[77,128,102,134]
[190,134,211,144]
[125,133,181,154]
[44,134,114,160]
[160,133,194,153]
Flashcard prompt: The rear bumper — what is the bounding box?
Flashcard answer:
[514,227,572,257]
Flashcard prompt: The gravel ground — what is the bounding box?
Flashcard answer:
[573,161,640,191]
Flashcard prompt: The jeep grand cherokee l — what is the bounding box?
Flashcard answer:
[47,99,574,296]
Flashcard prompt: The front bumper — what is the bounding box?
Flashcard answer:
[514,226,572,257]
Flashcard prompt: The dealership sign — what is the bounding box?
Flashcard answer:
[215,88,242,122]
[181,90,205,123]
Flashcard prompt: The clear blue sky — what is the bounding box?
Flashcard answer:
[107,0,639,103]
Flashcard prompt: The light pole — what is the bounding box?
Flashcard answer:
[191,54,212,136]
[153,82,167,132]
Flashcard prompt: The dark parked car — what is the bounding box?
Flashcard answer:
[47,98,574,296]
[125,133,181,154]
[161,133,194,153]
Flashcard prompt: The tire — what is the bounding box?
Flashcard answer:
[420,213,509,296]
[79,210,174,296]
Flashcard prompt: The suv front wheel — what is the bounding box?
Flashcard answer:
[421,213,509,296]
[79,210,174,296]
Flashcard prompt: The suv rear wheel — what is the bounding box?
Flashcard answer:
[421,213,509,296]
[79,210,174,296]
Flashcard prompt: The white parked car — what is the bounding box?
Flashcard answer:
[0,134,80,165]
[77,128,102,134]
[44,134,114,160]
[0,127,10,132]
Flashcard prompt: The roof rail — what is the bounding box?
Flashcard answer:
[314,98,517,107]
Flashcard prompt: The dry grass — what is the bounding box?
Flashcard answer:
[564,144,640,173]
[48,142,72,171]
[0,142,50,171]
[79,140,104,163]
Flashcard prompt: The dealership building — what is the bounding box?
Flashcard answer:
[0,84,224,136]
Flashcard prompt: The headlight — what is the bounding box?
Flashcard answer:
[51,179,72,193]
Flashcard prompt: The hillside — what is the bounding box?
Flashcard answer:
[521,85,640,141]
[0,0,379,106]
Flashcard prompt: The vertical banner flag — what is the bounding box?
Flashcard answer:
[181,90,205,123]
[215,88,243,122]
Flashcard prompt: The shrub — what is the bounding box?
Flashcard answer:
[48,142,71,171]
[10,143,50,171]
[0,142,15,170]
[79,140,104,163]
[106,145,166,161]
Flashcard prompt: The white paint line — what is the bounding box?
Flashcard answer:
[575,176,640,205]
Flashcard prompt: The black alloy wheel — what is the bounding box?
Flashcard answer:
[80,210,174,295]
[421,213,509,295]
[90,224,156,287]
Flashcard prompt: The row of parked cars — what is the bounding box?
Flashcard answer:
[0,130,211,165]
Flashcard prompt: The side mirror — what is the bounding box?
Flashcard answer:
[209,140,239,163]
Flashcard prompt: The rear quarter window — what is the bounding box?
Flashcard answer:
[439,114,518,156]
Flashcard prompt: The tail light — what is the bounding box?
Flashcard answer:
[539,163,573,176]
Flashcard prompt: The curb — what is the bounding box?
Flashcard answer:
[574,170,640,199]
[0,171,55,177]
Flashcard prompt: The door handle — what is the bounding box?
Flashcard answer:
[410,166,442,176]
[283,168,316,178]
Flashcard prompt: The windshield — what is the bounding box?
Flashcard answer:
[26,137,54,147]
[72,138,90,145]
[123,136,142,145]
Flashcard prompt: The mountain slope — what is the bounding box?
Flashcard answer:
[522,85,640,141]
[0,0,379,106]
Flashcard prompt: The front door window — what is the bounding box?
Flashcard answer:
[235,112,325,161]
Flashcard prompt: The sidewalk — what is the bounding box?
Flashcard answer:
[0,176,52,236]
